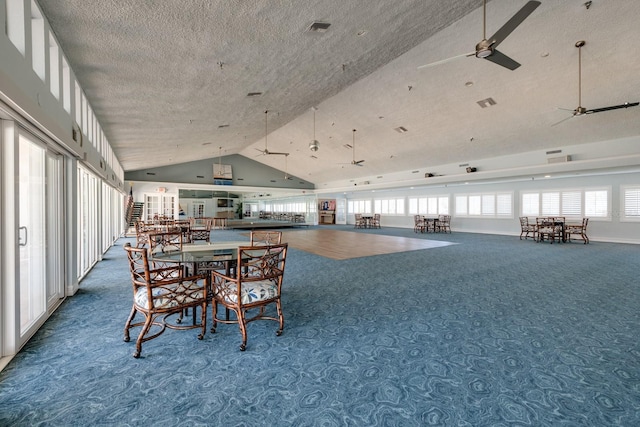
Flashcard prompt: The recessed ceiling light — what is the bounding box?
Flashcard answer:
[540,52,549,58]
[357,30,367,36]
[465,81,474,87]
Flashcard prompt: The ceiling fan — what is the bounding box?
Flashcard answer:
[282,154,293,180]
[339,129,365,167]
[255,110,289,156]
[553,40,639,126]
[417,0,540,71]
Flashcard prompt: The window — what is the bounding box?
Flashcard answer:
[584,190,608,217]
[49,31,60,100]
[75,82,82,125]
[521,188,610,219]
[62,58,71,112]
[455,192,513,218]
[622,186,640,222]
[374,198,405,215]
[408,196,449,215]
[348,199,371,214]
[7,0,26,56]
[31,2,46,82]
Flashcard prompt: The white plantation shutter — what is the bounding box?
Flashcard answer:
[496,193,512,216]
[455,195,467,215]
[522,193,539,216]
[468,195,481,215]
[439,196,449,215]
[541,192,560,216]
[584,190,607,217]
[623,187,640,218]
[561,191,582,217]
[482,194,495,215]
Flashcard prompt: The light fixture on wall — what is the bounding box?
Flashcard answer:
[309,107,320,152]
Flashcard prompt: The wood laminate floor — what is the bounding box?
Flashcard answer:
[278,229,454,260]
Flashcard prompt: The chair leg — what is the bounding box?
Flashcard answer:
[124,306,138,342]
[238,310,248,351]
[134,315,155,358]
[275,298,284,337]
[210,302,218,333]
[198,301,207,340]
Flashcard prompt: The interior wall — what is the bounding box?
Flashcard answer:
[0,5,123,191]
[124,154,315,189]
[324,170,640,244]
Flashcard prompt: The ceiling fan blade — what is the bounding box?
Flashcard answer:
[488,1,541,49]
[550,115,575,127]
[484,49,521,70]
[585,102,639,114]
[417,51,475,70]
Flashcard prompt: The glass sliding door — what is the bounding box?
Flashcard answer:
[17,133,64,340]
[46,151,65,309]
[18,134,47,335]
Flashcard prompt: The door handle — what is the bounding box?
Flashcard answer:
[19,226,28,246]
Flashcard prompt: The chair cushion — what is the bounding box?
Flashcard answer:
[218,280,278,305]
[135,281,204,309]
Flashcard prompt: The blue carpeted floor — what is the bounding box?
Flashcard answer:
[1,226,639,426]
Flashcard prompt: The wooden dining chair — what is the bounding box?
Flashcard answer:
[189,217,212,243]
[437,215,451,233]
[371,213,381,228]
[123,243,208,358]
[566,217,589,244]
[519,216,537,240]
[413,215,425,233]
[536,217,563,243]
[250,230,282,245]
[354,213,365,229]
[210,243,288,351]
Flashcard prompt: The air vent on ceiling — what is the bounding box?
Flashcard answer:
[459,163,469,167]
[548,155,572,164]
[307,22,331,33]
[247,92,263,97]
[218,124,229,128]
[394,126,408,133]
[546,149,562,155]
[343,144,353,149]
[197,175,205,179]
[477,97,497,108]
[146,172,156,176]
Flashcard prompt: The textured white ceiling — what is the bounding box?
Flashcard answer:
[38,0,640,186]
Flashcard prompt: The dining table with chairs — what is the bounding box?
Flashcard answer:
[519,216,590,244]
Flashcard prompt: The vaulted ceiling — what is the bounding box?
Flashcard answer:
[38,0,640,187]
